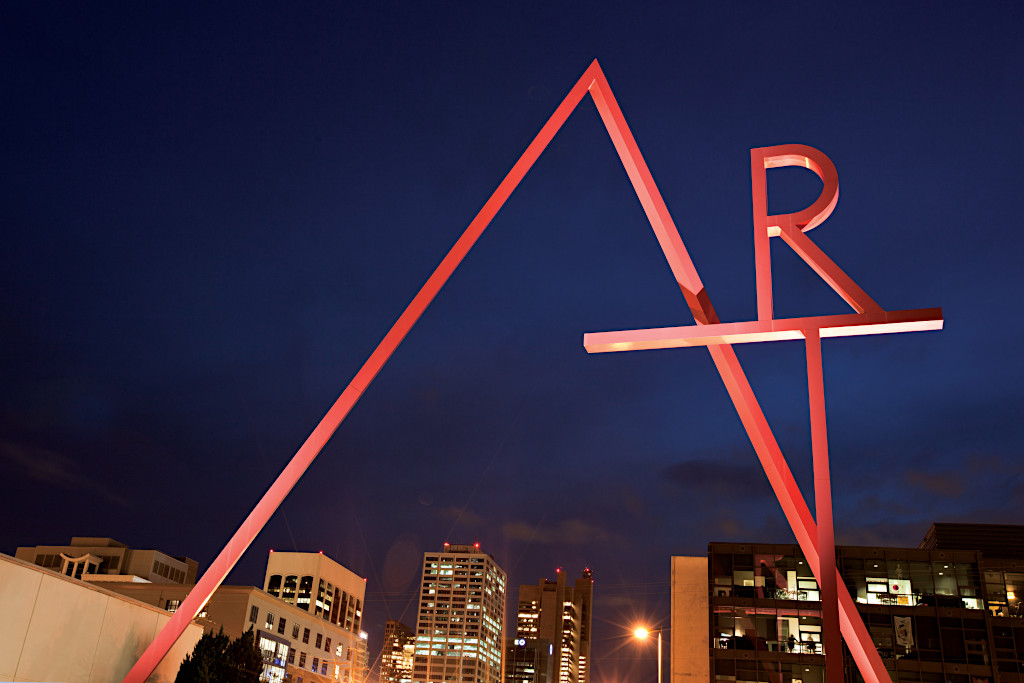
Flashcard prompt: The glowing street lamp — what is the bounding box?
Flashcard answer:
[633,626,662,683]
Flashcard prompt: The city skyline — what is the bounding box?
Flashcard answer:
[2,4,1023,683]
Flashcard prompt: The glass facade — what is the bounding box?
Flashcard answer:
[708,542,1024,683]
[837,550,983,610]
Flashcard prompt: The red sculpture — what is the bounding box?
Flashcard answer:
[124,60,939,683]
[584,141,941,683]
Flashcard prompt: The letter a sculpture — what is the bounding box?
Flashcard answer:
[125,60,940,683]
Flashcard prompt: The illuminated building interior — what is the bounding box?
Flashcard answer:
[511,568,593,683]
[381,620,416,683]
[414,543,507,683]
[672,523,1024,683]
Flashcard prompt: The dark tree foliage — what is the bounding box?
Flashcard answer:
[175,627,265,683]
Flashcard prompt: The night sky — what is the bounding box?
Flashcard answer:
[2,3,1023,680]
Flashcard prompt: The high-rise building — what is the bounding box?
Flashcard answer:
[513,568,593,683]
[414,543,507,683]
[505,637,554,683]
[263,550,370,683]
[382,620,416,683]
[670,522,1024,683]
[264,550,367,636]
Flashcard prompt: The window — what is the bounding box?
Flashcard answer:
[293,624,300,639]
[315,580,325,616]
[166,599,181,613]
[321,662,328,675]
[266,612,275,628]
[325,637,331,652]
[283,575,298,602]
[299,652,307,667]
[303,628,310,644]
[313,657,319,671]
[250,605,259,623]
[279,617,287,635]
[288,650,295,664]
[298,576,314,610]
[267,574,282,597]
[316,634,322,648]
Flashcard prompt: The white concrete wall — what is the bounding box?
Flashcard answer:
[0,553,203,683]
[671,556,710,683]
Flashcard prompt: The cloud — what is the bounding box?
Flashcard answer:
[0,440,131,508]
[434,506,487,529]
[661,458,772,499]
[503,518,621,546]
[905,470,964,498]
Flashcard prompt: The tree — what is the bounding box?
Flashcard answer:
[176,626,265,683]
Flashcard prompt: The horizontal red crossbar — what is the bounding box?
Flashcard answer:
[584,307,943,353]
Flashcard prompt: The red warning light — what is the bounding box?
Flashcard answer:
[474,542,480,548]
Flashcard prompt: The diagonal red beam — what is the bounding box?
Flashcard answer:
[122,61,602,683]
[585,65,892,683]
[587,72,715,325]
[704,343,889,683]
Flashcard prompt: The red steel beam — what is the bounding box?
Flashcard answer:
[122,60,602,683]
[583,307,943,353]
[805,329,843,682]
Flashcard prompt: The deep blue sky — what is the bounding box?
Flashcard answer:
[2,2,1022,680]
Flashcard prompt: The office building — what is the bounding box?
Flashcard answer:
[0,551,203,682]
[505,637,554,683]
[101,549,369,683]
[414,543,507,683]
[15,536,199,584]
[513,568,593,683]
[264,551,367,635]
[671,522,1024,683]
[382,620,416,683]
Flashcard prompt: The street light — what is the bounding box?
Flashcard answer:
[633,626,662,683]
